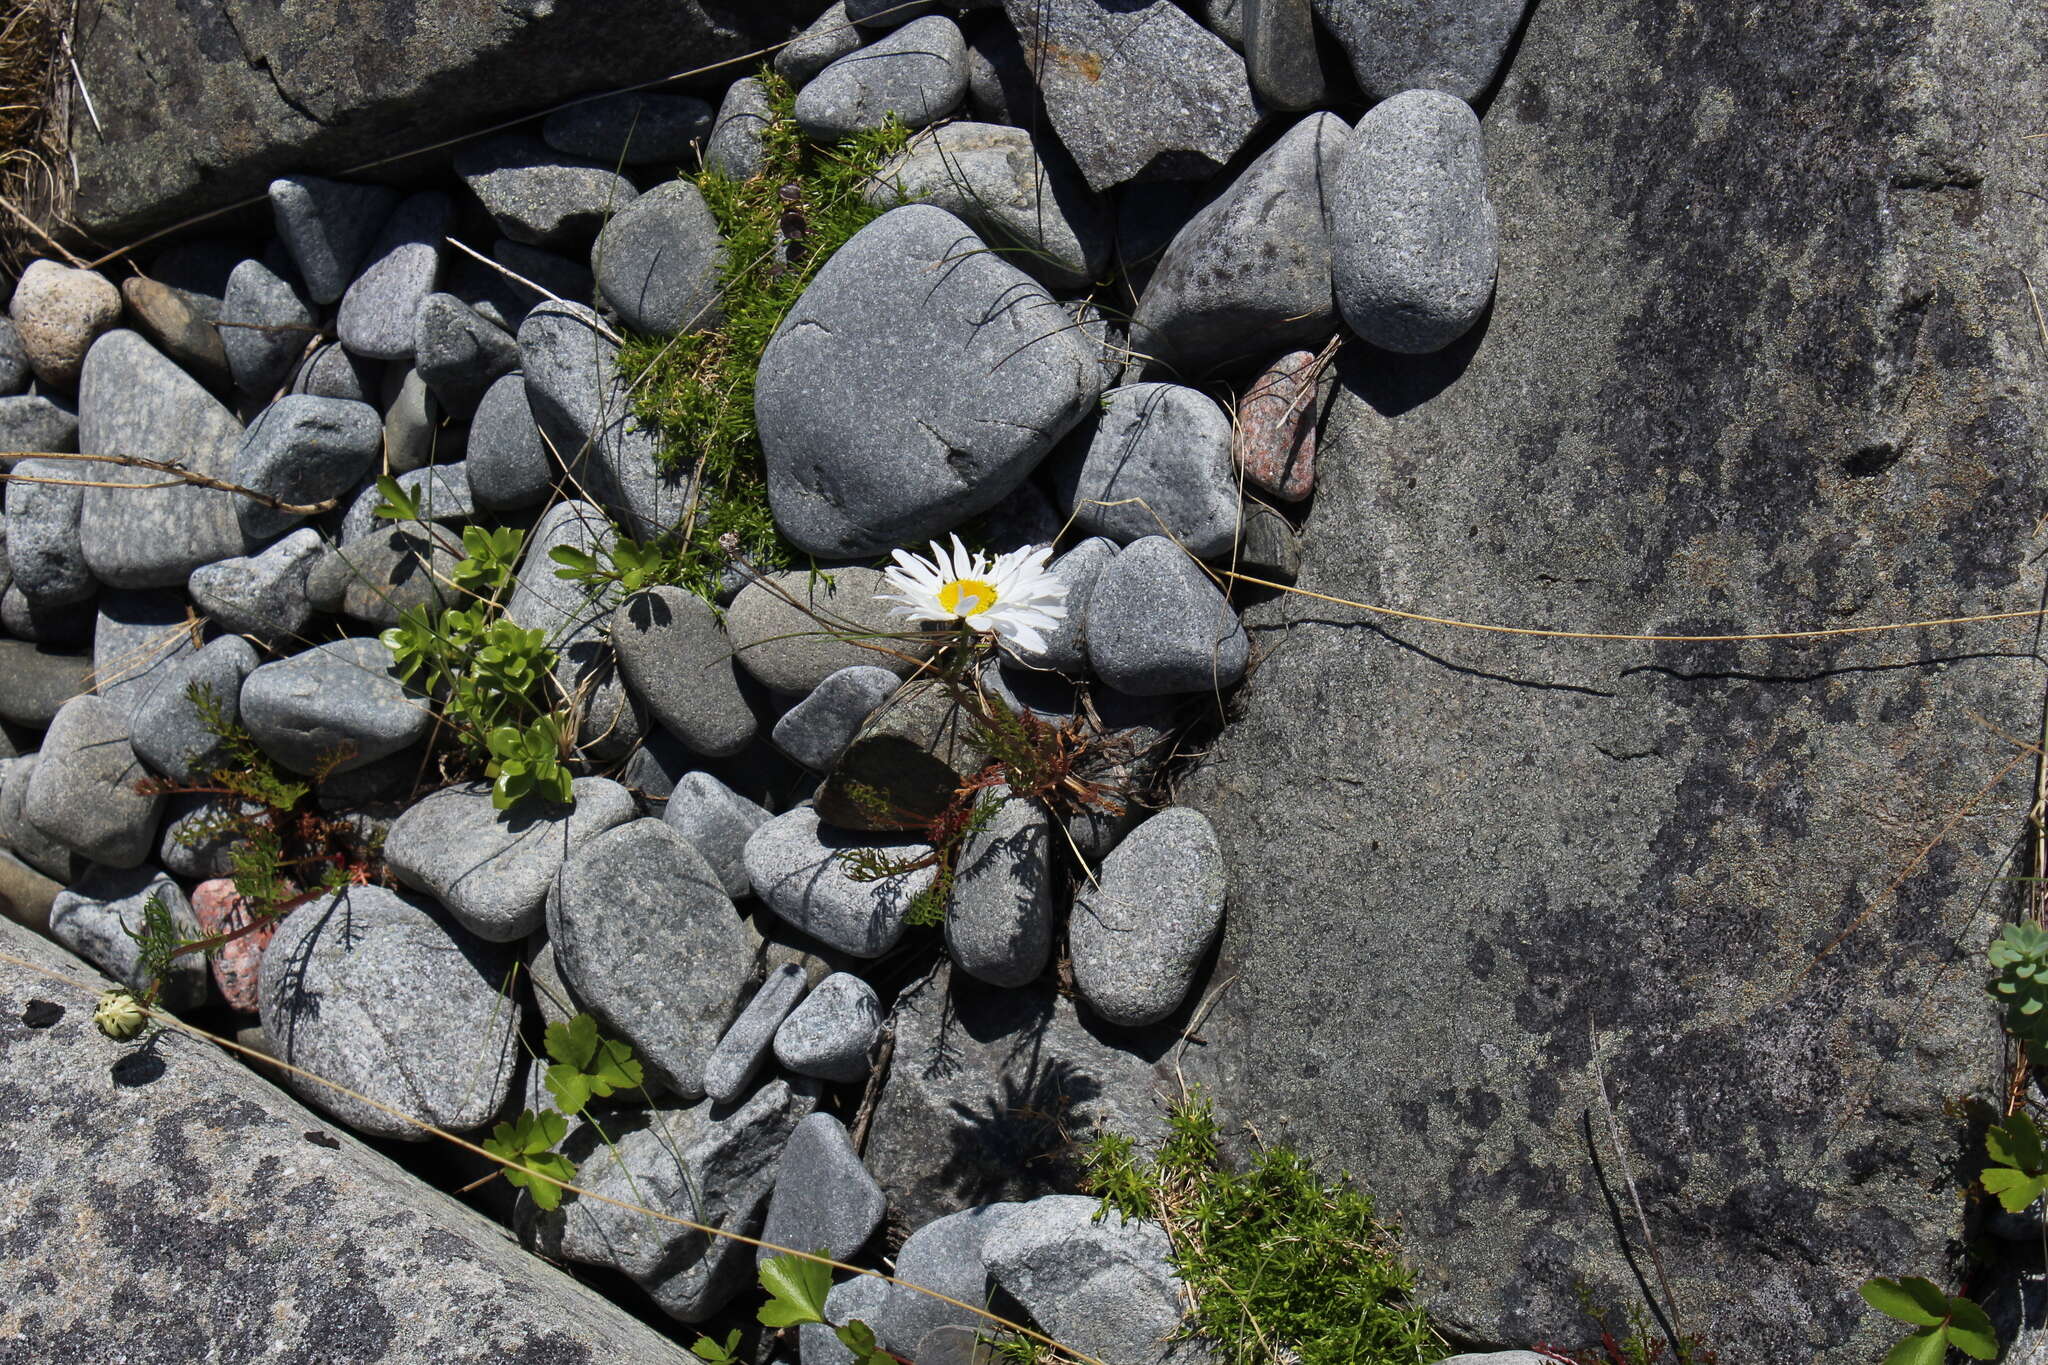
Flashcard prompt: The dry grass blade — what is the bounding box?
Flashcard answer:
[0,449,341,515]
[0,0,71,271]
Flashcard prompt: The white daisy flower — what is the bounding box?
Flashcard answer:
[879,534,1068,655]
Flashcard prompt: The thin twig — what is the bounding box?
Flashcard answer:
[0,450,338,515]
[1588,1012,1688,1353]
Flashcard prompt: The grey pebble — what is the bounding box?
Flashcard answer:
[743,805,936,958]
[91,589,198,723]
[1013,535,1112,676]
[613,586,757,758]
[1070,807,1226,1026]
[772,665,900,772]
[0,640,90,728]
[662,770,774,900]
[592,181,726,338]
[232,394,382,539]
[5,457,92,606]
[723,569,926,696]
[380,367,445,474]
[802,1274,889,1365]
[0,315,29,393]
[1244,0,1327,110]
[794,17,969,142]
[880,1203,1017,1353]
[158,793,257,881]
[292,340,380,402]
[980,1194,1191,1365]
[705,77,774,182]
[703,962,809,1104]
[945,789,1053,988]
[269,175,400,306]
[49,865,206,1009]
[757,1112,885,1264]
[22,695,162,868]
[337,191,453,362]
[1313,0,1531,103]
[128,635,259,783]
[414,293,519,417]
[239,636,432,775]
[1055,383,1238,559]
[773,970,882,1084]
[465,372,554,511]
[775,3,863,83]
[220,253,318,398]
[0,754,85,882]
[454,135,639,249]
[1085,536,1248,696]
[0,395,79,456]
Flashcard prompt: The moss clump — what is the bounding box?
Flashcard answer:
[616,69,911,599]
[1081,1094,1447,1365]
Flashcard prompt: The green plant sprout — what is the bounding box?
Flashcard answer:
[1858,1277,1997,1365]
[1990,921,2048,1046]
[690,1254,894,1365]
[1982,1109,2048,1214]
[485,715,573,811]
[482,1108,578,1212]
[542,1012,644,1115]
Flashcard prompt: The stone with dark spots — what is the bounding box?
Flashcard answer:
[454,136,639,250]
[336,191,453,362]
[128,635,260,784]
[23,695,162,869]
[1175,2,2048,1357]
[220,253,319,396]
[1312,0,1531,103]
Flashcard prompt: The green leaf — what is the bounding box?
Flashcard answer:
[508,1150,578,1211]
[1980,1165,2048,1213]
[834,1319,878,1357]
[373,474,418,521]
[1862,1277,1947,1328]
[690,1329,742,1365]
[545,1062,596,1116]
[757,1254,831,1327]
[1989,1112,2048,1174]
[1947,1295,1999,1360]
[550,546,601,578]
[546,1013,599,1071]
[1878,1326,1948,1365]
[591,1036,644,1092]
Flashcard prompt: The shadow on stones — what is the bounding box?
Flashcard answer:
[111,1037,168,1087]
[1334,302,1491,417]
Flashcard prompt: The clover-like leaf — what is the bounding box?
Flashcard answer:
[546,1013,599,1072]
[1861,1277,1949,1328]
[372,474,419,522]
[690,1329,743,1365]
[757,1254,832,1328]
[1947,1296,1999,1360]
[483,1109,576,1210]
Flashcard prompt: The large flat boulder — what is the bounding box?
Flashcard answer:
[1179,0,2047,1359]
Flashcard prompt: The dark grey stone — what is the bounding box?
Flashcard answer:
[22,695,162,868]
[723,568,928,695]
[1012,535,1111,676]
[1132,113,1348,379]
[813,677,985,832]
[395,461,474,524]
[547,818,754,1098]
[592,181,726,338]
[1085,536,1247,695]
[129,635,260,783]
[773,970,881,1083]
[775,3,863,83]
[1069,807,1225,1027]
[260,884,521,1139]
[663,770,775,899]
[1330,89,1496,355]
[157,793,256,880]
[867,963,1175,1229]
[0,755,86,881]
[980,1195,1192,1365]
[336,191,453,362]
[706,77,774,181]
[772,665,900,771]
[291,339,379,402]
[0,315,28,393]
[239,636,432,775]
[5,457,91,606]
[801,1273,891,1365]
[742,806,935,958]
[757,1112,884,1264]
[414,293,519,417]
[913,1327,999,1365]
[0,641,89,727]
[794,17,968,141]
[878,1203,1017,1353]
[502,499,645,758]
[231,394,382,539]
[847,0,942,26]
[1055,384,1238,558]
[76,330,246,589]
[613,586,757,758]
[494,239,597,310]
[867,122,1110,290]
[3,584,93,644]
[466,371,554,511]
[518,301,689,542]
[754,205,1104,558]
[269,175,401,305]
[1237,498,1300,583]
[48,864,206,1009]
[1244,0,1326,110]
[542,93,715,166]
[945,789,1053,988]
[316,519,458,628]
[704,962,809,1103]
[0,395,79,456]
[962,13,1041,128]
[454,135,639,249]
[91,589,199,726]
[999,0,1263,193]
[384,778,639,942]
[220,254,318,396]
[1312,0,1530,103]
[380,367,443,474]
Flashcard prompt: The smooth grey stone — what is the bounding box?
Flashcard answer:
[1238,498,1300,583]
[1244,0,1326,110]
[120,276,232,391]
[454,135,639,249]
[384,777,638,942]
[0,755,86,881]
[945,789,1052,988]
[879,1203,1017,1353]
[291,340,379,402]
[913,1326,998,1365]
[743,806,935,958]
[1086,537,1246,695]
[1313,0,1529,102]
[619,727,694,805]
[663,770,774,899]
[755,206,1104,558]
[260,884,522,1139]
[547,818,754,1098]
[239,636,432,776]
[614,586,756,758]
[592,181,726,337]
[963,14,1041,128]
[775,3,863,83]
[8,261,121,388]
[502,499,644,757]
[705,77,774,181]
[0,315,28,393]
[704,962,809,1104]
[336,191,453,362]
[220,255,318,397]
[772,665,899,771]
[542,93,715,166]
[0,395,79,455]
[794,17,968,142]
[231,394,382,539]
[980,1195,1189,1365]
[23,696,161,868]
[1331,90,1496,355]
[801,1272,890,1365]
[158,793,255,880]
[773,970,881,1083]
[867,963,1172,1228]
[5,457,91,606]
[1013,535,1111,676]
[757,1112,884,1265]
[128,635,259,783]
[495,240,597,311]
[1070,807,1225,1026]
[1133,113,1349,379]
[380,366,443,474]
[867,122,1110,290]
[76,330,246,589]
[414,293,519,417]
[518,301,688,542]
[999,0,1263,193]
[91,589,198,723]
[723,568,927,695]
[0,641,90,727]
[1056,384,1238,558]
[395,461,474,523]
[3,583,92,644]
[811,675,984,833]
[846,0,941,26]
[269,175,401,305]
[49,864,206,1008]
[467,371,554,511]
[316,520,457,628]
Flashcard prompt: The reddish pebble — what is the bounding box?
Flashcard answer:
[191,879,277,1013]
[1235,350,1320,502]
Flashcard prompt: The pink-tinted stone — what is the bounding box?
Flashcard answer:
[191,879,277,1012]
[1234,350,1319,502]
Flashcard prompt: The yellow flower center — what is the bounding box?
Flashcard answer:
[938,577,998,618]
